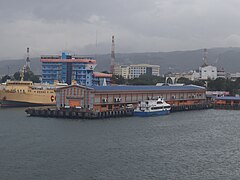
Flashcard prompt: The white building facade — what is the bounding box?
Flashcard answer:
[199,65,217,80]
[114,64,160,79]
[230,72,240,81]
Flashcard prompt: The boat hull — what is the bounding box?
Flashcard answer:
[0,100,54,107]
[0,88,56,108]
[134,109,170,117]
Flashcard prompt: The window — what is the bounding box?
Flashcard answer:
[164,106,171,109]
[151,107,162,110]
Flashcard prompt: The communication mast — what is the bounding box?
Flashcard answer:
[25,47,31,71]
[110,35,115,74]
[202,48,208,66]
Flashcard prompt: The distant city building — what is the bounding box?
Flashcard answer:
[165,65,225,83]
[199,65,217,80]
[114,65,129,79]
[114,64,160,79]
[165,70,200,84]
[217,68,227,79]
[230,72,240,81]
[113,65,122,77]
[191,70,201,80]
[41,52,111,86]
[206,91,229,98]
[120,65,130,79]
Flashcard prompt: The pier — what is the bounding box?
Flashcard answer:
[25,107,134,119]
[170,103,212,112]
[25,103,213,119]
[213,104,240,110]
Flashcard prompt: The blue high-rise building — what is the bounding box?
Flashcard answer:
[41,52,111,86]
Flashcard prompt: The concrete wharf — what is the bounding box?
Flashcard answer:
[25,107,134,119]
[213,104,240,110]
[170,103,212,112]
[25,103,212,119]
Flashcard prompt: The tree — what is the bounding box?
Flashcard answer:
[13,71,21,80]
[1,75,11,83]
[127,74,165,85]
[192,80,205,87]
[234,78,240,89]
[10,70,41,83]
[111,75,125,84]
[208,78,227,91]
[177,77,192,85]
[24,71,40,83]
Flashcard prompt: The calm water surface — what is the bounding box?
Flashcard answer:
[1,108,240,179]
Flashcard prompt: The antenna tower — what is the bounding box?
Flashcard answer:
[26,47,30,71]
[203,48,208,66]
[110,35,115,74]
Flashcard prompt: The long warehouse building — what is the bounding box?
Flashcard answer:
[55,84,206,112]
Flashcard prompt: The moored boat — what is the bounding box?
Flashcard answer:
[0,80,67,107]
[134,97,171,116]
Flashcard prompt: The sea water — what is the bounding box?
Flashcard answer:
[1,108,240,179]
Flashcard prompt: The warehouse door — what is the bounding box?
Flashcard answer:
[69,100,80,107]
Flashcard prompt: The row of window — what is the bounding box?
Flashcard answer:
[15,89,53,94]
[43,71,89,74]
[95,93,204,103]
[16,89,25,93]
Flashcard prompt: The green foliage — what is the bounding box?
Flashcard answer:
[207,78,227,91]
[1,75,11,83]
[25,71,41,83]
[127,74,165,85]
[13,71,21,80]
[206,78,240,95]
[234,78,240,89]
[111,75,125,84]
[1,70,40,83]
[192,80,205,87]
[177,77,192,85]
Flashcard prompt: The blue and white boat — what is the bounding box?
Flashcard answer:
[134,97,171,116]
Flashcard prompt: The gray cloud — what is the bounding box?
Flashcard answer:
[0,0,240,60]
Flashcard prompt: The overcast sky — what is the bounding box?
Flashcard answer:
[1,0,240,60]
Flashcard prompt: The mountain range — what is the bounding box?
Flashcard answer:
[0,47,240,76]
